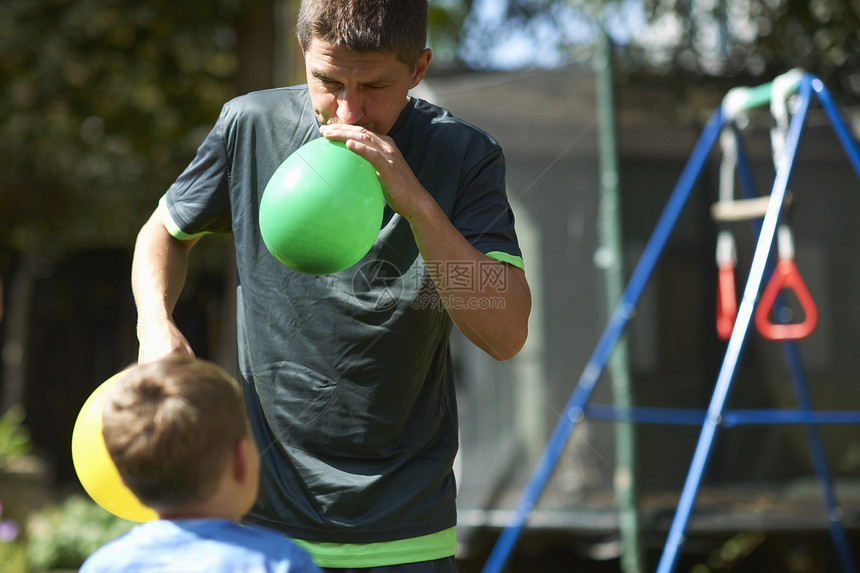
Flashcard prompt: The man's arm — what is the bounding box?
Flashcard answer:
[131,209,200,363]
[408,199,530,361]
[320,124,531,361]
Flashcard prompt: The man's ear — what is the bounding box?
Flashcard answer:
[410,48,432,89]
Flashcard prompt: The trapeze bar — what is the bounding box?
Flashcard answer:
[711,193,794,222]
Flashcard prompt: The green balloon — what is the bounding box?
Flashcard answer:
[260,138,384,274]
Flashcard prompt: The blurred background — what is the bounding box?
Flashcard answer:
[2,0,860,571]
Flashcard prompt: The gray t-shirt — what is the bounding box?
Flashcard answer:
[162,86,521,543]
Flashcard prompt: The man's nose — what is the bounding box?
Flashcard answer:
[336,89,364,125]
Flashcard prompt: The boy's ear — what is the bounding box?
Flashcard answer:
[232,437,253,482]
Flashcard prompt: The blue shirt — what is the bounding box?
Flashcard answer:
[80,519,322,572]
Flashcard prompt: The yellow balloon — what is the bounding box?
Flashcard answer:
[71,374,158,522]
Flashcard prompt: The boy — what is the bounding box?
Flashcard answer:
[80,355,322,573]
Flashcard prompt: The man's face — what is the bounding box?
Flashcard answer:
[302,38,430,135]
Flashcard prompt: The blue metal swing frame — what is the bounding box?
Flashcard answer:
[482,73,860,573]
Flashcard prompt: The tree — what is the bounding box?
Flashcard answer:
[638,0,860,100]
[434,0,860,103]
[0,0,249,254]
[0,0,251,412]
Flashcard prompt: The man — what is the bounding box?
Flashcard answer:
[131,1,530,571]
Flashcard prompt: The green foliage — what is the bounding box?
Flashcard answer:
[0,0,244,253]
[0,538,28,573]
[26,495,135,570]
[639,0,860,97]
[0,406,32,468]
[428,0,475,67]
[0,406,34,573]
[434,0,859,102]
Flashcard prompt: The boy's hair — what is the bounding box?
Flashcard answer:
[297,0,428,68]
[102,355,249,509]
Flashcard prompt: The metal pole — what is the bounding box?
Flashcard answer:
[594,26,642,573]
[656,76,814,573]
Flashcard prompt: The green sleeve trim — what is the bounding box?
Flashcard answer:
[485,250,524,271]
[157,196,211,241]
[292,527,456,569]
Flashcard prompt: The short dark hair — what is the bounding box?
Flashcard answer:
[297,0,428,67]
[102,355,248,509]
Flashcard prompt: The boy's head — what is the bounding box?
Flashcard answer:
[102,355,257,516]
[297,0,428,68]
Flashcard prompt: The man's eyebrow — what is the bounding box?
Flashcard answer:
[311,70,336,81]
[311,68,396,86]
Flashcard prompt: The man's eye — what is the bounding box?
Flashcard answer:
[317,77,340,89]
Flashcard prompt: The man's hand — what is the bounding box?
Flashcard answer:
[319,124,432,221]
[137,318,195,363]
